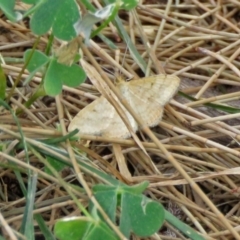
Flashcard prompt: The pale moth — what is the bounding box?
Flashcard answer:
[68,61,180,138]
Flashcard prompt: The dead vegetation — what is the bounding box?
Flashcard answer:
[1,0,240,239]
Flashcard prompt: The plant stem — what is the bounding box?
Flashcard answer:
[16,83,46,115]
[6,37,41,102]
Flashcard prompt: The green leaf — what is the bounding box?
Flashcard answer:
[30,1,60,36]
[84,221,118,240]
[44,58,86,96]
[179,91,240,114]
[165,210,205,240]
[34,213,56,240]
[40,129,79,145]
[61,63,86,86]
[107,0,138,10]
[92,187,117,222]
[92,183,164,238]
[30,0,80,40]
[22,0,40,4]
[0,64,6,99]
[24,50,86,96]
[20,174,38,240]
[0,0,21,22]
[120,0,138,10]
[55,217,118,240]
[44,155,67,175]
[44,63,62,96]
[120,181,149,195]
[113,14,148,74]
[120,194,164,237]
[12,163,27,195]
[54,217,90,240]
[24,49,49,73]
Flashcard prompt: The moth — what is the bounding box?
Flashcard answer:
[68,62,180,139]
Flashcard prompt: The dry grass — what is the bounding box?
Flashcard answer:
[1,0,240,239]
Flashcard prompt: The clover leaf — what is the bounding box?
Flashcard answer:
[91,182,165,238]
[24,49,86,96]
[30,0,80,40]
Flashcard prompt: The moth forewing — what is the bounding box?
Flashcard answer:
[101,100,138,138]
[68,97,115,136]
[153,75,180,106]
[116,74,180,127]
